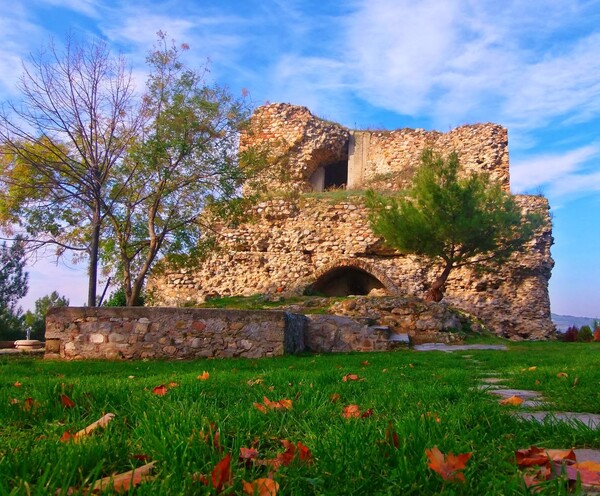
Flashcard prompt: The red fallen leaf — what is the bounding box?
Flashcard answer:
[243,478,279,495]
[240,447,260,464]
[296,441,313,465]
[60,394,76,408]
[515,446,576,468]
[60,431,75,443]
[152,385,168,396]
[342,404,361,419]
[361,408,374,418]
[10,398,19,405]
[278,440,296,467]
[212,454,232,493]
[89,461,156,493]
[342,374,360,382]
[361,361,370,366]
[386,422,400,448]
[330,393,341,403]
[197,371,210,381]
[13,381,22,387]
[132,454,150,463]
[425,446,472,482]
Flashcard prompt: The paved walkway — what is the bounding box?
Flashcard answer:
[413,343,508,352]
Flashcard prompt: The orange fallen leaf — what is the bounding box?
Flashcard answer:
[10,398,19,405]
[499,395,523,406]
[23,397,38,411]
[342,404,361,419]
[255,396,292,412]
[426,446,472,482]
[13,381,22,388]
[296,441,313,465]
[342,374,360,382]
[422,412,441,423]
[168,382,179,388]
[528,366,537,371]
[197,371,210,381]
[330,393,341,403]
[152,385,168,396]
[361,361,370,366]
[253,402,267,414]
[557,372,568,378]
[90,461,156,493]
[516,446,576,468]
[60,394,76,408]
[243,478,279,496]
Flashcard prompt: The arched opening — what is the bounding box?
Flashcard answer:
[308,266,386,296]
[309,160,348,192]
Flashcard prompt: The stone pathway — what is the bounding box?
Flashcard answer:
[413,343,508,352]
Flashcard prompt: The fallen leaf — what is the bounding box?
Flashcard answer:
[240,447,260,464]
[386,422,400,448]
[557,372,568,378]
[243,478,279,496]
[342,404,361,419]
[361,408,374,418]
[409,363,415,368]
[563,463,600,486]
[61,413,116,442]
[23,397,38,411]
[342,374,360,382]
[528,366,537,371]
[499,395,524,406]
[535,380,541,385]
[330,393,340,403]
[253,402,267,414]
[60,394,76,408]
[13,381,22,387]
[573,377,579,387]
[152,385,168,396]
[10,398,19,405]
[90,461,156,493]
[296,441,313,465]
[168,382,179,388]
[247,378,263,386]
[422,412,441,423]
[211,454,232,493]
[258,396,293,411]
[516,446,576,468]
[382,368,388,373]
[426,446,472,482]
[361,361,370,366]
[198,371,210,381]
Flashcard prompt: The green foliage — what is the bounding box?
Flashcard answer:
[577,325,593,342]
[103,288,144,307]
[366,149,543,301]
[0,238,28,340]
[23,291,69,340]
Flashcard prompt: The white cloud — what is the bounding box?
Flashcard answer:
[36,0,98,18]
[511,145,600,196]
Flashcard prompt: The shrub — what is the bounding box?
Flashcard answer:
[563,326,579,342]
[578,325,593,342]
[594,326,600,342]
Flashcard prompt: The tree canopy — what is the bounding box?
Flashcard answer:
[366,149,543,301]
[0,33,259,306]
[0,238,28,339]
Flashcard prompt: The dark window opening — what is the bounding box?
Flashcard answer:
[308,267,385,297]
[324,160,347,189]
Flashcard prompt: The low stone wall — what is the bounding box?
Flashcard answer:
[45,307,305,360]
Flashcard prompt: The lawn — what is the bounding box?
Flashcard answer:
[1,342,599,495]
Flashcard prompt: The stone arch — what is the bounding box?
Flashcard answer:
[306,259,399,296]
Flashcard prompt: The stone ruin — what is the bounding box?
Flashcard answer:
[148,103,555,341]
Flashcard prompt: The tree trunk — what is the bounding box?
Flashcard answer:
[425,261,453,302]
[87,215,100,307]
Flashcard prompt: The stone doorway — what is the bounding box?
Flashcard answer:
[309,160,348,191]
[308,266,386,296]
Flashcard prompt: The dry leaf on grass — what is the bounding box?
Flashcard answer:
[197,371,210,381]
[425,446,472,482]
[60,394,76,408]
[253,396,292,413]
[152,385,168,396]
[499,395,523,406]
[90,461,156,493]
[243,478,279,496]
[61,413,115,443]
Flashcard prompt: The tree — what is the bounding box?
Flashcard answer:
[0,35,143,306]
[366,149,542,302]
[0,238,28,339]
[24,291,69,340]
[101,33,254,306]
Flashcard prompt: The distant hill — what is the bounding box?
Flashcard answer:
[552,313,599,332]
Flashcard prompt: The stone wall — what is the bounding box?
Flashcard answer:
[149,194,554,340]
[45,307,305,360]
[242,103,509,193]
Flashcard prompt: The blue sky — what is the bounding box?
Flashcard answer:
[1,0,599,317]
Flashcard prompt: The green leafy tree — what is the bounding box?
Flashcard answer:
[101,33,255,306]
[23,291,69,340]
[366,149,543,302]
[578,325,593,342]
[0,36,143,306]
[0,238,28,340]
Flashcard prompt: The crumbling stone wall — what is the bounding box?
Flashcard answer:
[45,307,305,360]
[148,102,554,340]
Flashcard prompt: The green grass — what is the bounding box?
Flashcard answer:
[2,343,600,494]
